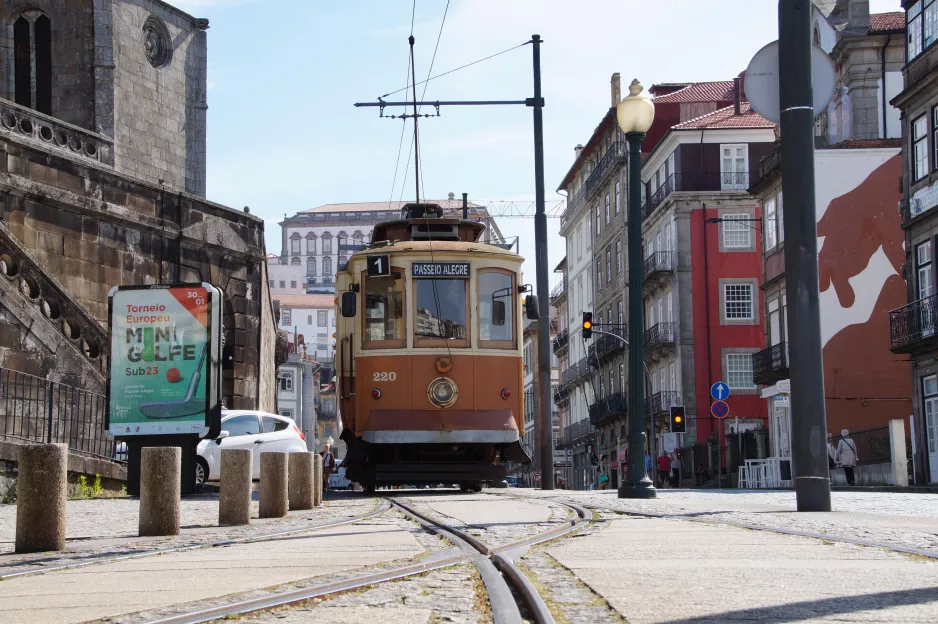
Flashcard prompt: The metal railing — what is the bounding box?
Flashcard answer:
[643,172,751,220]
[750,146,781,190]
[889,295,938,352]
[827,427,890,466]
[643,322,677,351]
[642,251,675,283]
[588,392,627,426]
[552,329,569,354]
[588,325,626,362]
[558,419,595,448]
[550,279,567,303]
[0,368,115,461]
[561,357,591,388]
[645,390,680,417]
[752,342,789,386]
[553,386,570,404]
[560,141,627,228]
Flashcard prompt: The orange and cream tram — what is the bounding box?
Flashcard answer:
[334,202,535,492]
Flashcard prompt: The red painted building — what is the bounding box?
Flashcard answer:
[640,82,775,466]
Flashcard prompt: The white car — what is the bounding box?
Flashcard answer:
[196,411,308,485]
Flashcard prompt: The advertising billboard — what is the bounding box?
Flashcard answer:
[107,284,221,437]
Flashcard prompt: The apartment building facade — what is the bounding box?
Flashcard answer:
[889,0,938,484]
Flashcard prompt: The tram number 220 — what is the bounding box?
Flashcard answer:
[373,372,397,382]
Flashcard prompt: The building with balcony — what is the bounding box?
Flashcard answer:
[272,196,505,295]
[890,0,938,483]
[271,294,336,365]
[516,316,562,486]
[640,78,774,461]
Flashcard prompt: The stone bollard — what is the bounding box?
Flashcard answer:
[889,418,909,487]
[139,447,181,537]
[314,453,323,507]
[219,448,253,525]
[288,452,315,510]
[15,443,68,553]
[259,452,289,518]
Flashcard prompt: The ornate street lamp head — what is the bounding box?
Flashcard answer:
[616,79,656,134]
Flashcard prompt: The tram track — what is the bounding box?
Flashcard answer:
[141,493,590,624]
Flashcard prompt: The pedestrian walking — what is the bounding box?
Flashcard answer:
[656,451,672,488]
[670,452,682,488]
[835,430,857,486]
[695,464,707,486]
[321,444,337,495]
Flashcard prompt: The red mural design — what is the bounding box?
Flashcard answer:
[814,154,910,433]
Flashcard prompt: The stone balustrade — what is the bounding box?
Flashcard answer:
[0,99,114,167]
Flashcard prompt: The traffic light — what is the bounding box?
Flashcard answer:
[582,312,593,339]
[670,406,686,433]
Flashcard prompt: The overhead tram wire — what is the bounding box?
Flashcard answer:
[388,55,412,208]
[416,0,448,206]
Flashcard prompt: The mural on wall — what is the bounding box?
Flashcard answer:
[815,152,911,430]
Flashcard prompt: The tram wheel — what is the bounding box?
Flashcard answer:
[470,482,483,493]
[365,484,376,495]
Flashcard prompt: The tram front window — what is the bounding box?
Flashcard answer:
[479,270,515,348]
[414,279,468,346]
[364,272,405,348]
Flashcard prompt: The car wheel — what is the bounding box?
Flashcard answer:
[195,458,208,486]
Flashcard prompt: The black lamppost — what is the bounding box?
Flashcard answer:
[616,80,656,499]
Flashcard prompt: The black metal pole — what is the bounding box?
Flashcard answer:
[779,1,831,511]
[409,35,420,205]
[620,132,655,498]
[531,34,553,490]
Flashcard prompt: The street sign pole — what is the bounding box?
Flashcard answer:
[710,382,730,488]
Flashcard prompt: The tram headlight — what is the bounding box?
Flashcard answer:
[428,377,458,408]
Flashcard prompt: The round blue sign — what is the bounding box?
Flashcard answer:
[711,382,730,401]
[711,400,729,419]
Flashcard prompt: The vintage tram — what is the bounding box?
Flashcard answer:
[334,202,534,492]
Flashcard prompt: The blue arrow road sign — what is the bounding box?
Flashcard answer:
[711,382,730,401]
[711,400,729,419]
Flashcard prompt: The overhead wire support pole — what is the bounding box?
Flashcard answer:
[409,35,420,205]
[778,0,831,511]
[356,36,553,490]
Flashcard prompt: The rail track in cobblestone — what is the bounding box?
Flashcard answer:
[0,500,390,581]
[143,493,590,624]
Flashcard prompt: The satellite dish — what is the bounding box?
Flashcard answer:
[744,41,836,125]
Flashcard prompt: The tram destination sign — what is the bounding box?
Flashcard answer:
[412,262,470,278]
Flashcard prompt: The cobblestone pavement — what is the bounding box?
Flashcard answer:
[0,492,376,577]
[397,492,574,548]
[515,510,625,624]
[505,489,938,554]
[109,508,460,624]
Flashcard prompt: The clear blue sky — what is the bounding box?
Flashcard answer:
[174,0,902,285]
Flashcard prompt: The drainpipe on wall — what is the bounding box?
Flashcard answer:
[881,33,892,139]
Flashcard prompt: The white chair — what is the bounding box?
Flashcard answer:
[737,465,751,488]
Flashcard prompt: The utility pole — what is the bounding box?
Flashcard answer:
[531,34,554,490]
[778,1,831,511]
[409,35,420,205]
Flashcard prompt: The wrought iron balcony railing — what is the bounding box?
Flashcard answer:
[553,385,570,404]
[645,390,680,418]
[752,342,789,386]
[642,251,675,283]
[560,357,591,388]
[550,279,567,304]
[560,141,627,228]
[557,419,595,449]
[749,146,781,191]
[643,322,677,352]
[588,392,628,426]
[642,172,751,221]
[552,329,569,355]
[587,325,626,362]
[890,295,938,353]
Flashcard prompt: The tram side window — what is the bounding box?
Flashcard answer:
[364,272,405,348]
[479,270,515,348]
[414,279,469,347]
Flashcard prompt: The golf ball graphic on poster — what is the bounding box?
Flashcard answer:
[108,286,211,436]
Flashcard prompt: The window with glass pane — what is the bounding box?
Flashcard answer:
[724,284,754,320]
[307,257,317,276]
[323,256,332,276]
[605,194,611,224]
[415,279,468,344]
[764,197,777,250]
[933,107,938,171]
[279,371,293,391]
[596,206,601,235]
[777,192,784,243]
[910,1,923,59]
[726,353,755,389]
[479,271,515,347]
[364,272,405,347]
[606,250,612,283]
[290,236,300,254]
[616,240,622,273]
[918,242,934,300]
[282,309,292,326]
[617,301,622,325]
[609,369,615,393]
[615,182,621,214]
[323,236,333,254]
[318,310,327,326]
[722,213,751,248]
[597,260,603,291]
[914,115,929,180]
[306,234,316,254]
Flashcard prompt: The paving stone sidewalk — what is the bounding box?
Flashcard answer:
[0,493,376,576]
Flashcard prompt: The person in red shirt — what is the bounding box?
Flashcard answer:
[656,451,672,488]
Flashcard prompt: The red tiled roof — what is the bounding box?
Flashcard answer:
[672,102,776,130]
[652,81,737,104]
[822,138,903,150]
[869,12,905,33]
